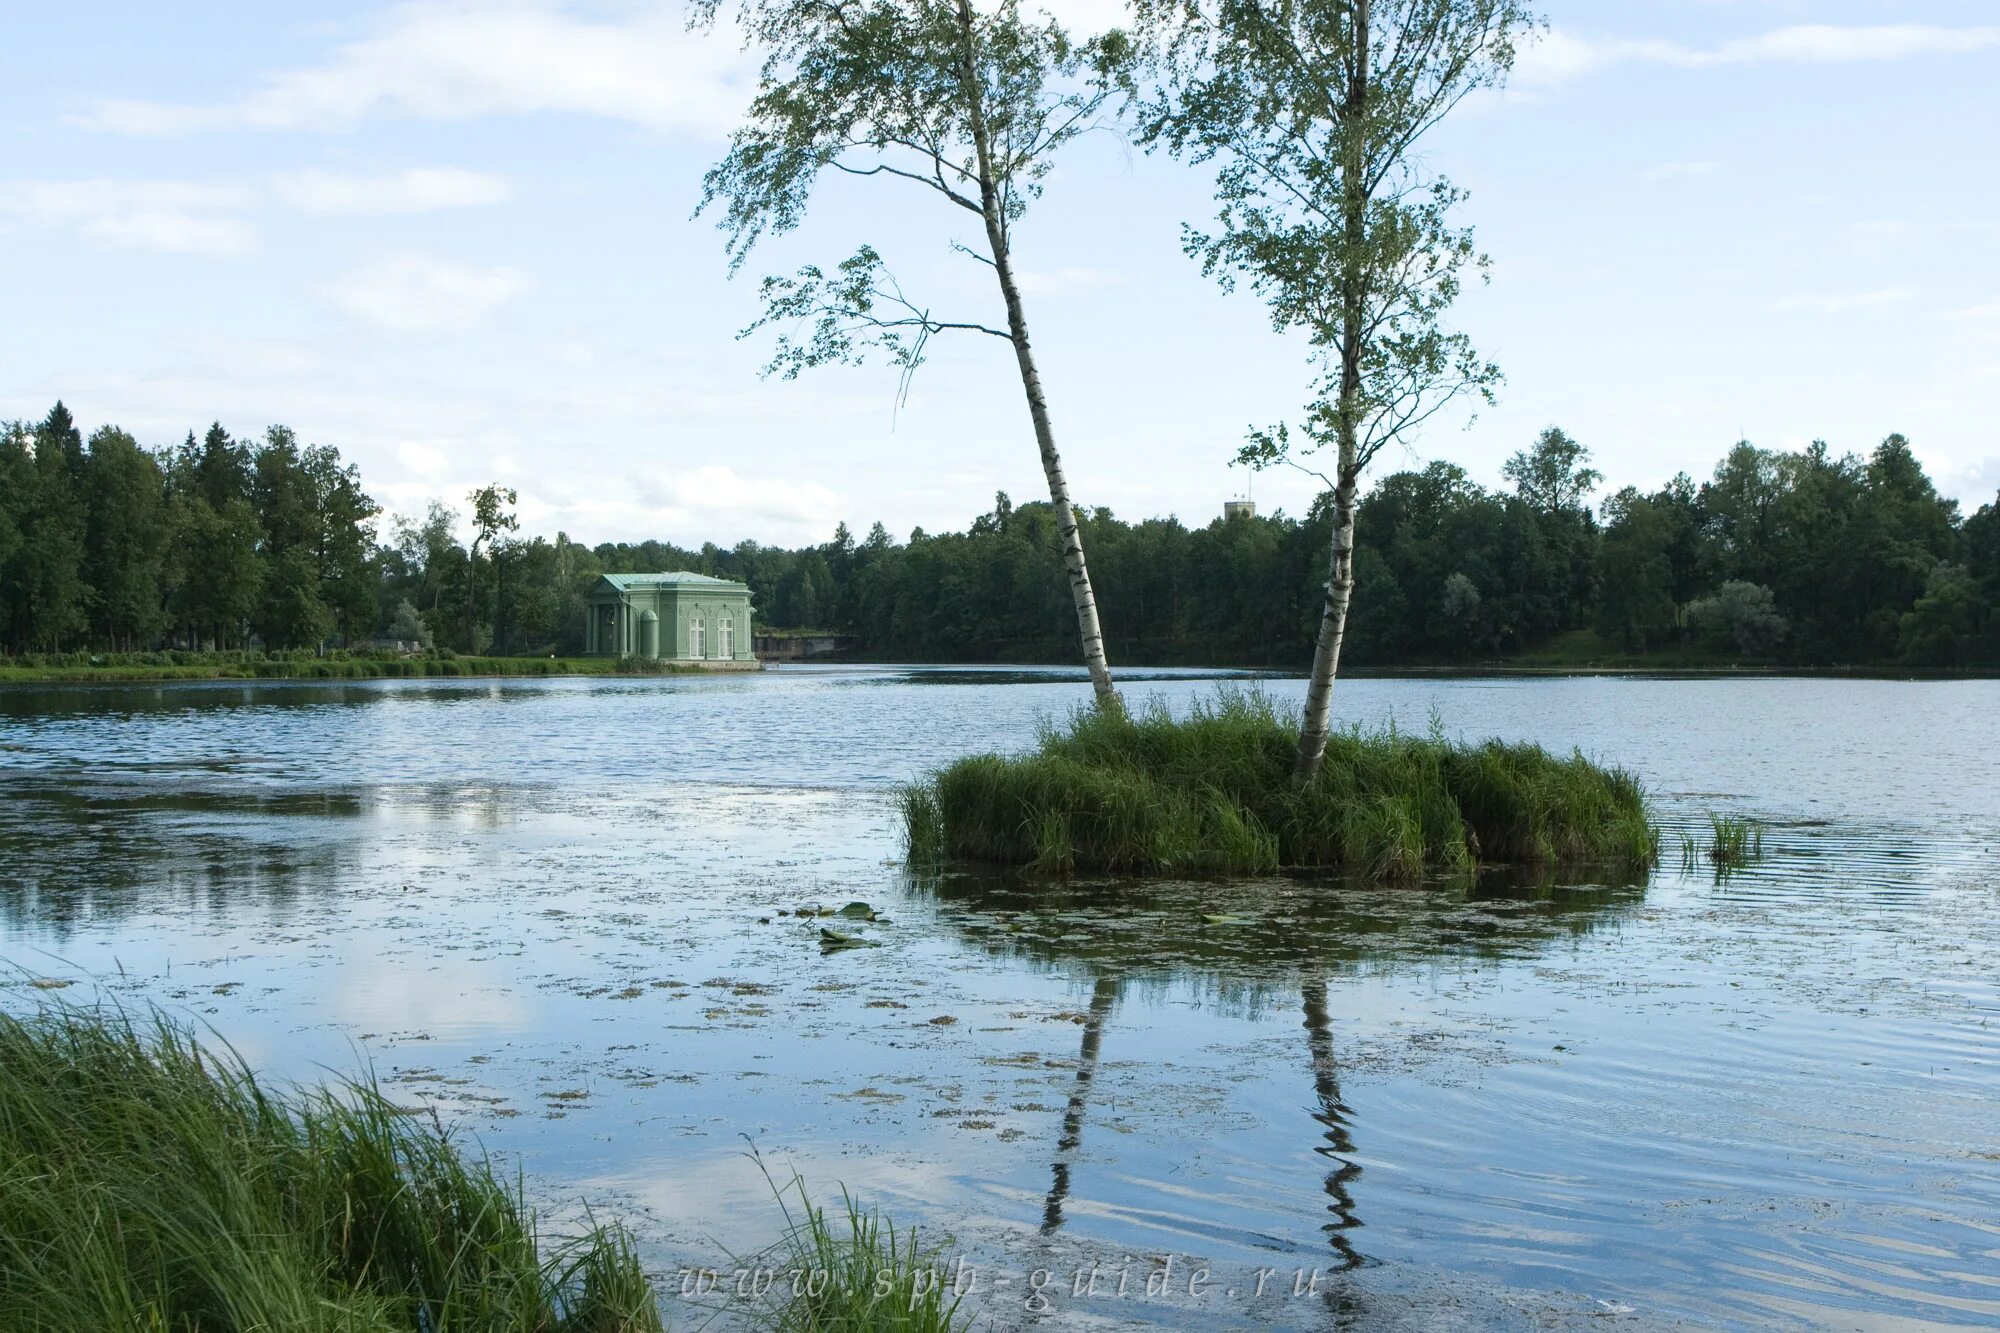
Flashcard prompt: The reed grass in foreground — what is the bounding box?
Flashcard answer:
[0,1005,663,1333]
[712,1152,962,1333]
[904,693,1658,879]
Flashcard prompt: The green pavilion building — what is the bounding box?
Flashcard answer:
[585,572,760,669]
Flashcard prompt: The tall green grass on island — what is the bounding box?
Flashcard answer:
[0,1005,664,1333]
[903,693,1659,879]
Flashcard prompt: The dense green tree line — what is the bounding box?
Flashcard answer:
[1339,428,1990,667]
[3,401,1994,668]
[1,404,374,654]
[565,427,1997,669]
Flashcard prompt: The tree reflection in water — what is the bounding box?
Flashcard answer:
[921,862,1646,1276]
[1040,972,1120,1234]
[1303,973,1365,1270]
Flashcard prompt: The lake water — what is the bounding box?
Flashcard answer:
[2,668,1997,1330]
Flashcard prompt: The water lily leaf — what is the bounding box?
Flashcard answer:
[837,901,877,920]
[820,927,878,950]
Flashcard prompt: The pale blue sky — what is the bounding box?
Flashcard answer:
[3,1,1996,546]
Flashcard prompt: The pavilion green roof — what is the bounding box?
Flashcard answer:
[597,571,747,590]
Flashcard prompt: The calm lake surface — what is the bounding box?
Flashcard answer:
[3,668,1997,1330]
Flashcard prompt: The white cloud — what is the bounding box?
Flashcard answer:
[1514,30,1653,86]
[0,169,510,253]
[80,1,751,137]
[0,179,255,255]
[573,463,844,539]
[274,167,511,214]
[1775,287,1914,314]
[369,457,851,548]
[2,349,867,544]
[326,252,530,333]
[1639,160,1718,182]
[1518,23,2000,87]
[395,440,453,479]
[1708,25,2000,66]
[1956,458,2000,499]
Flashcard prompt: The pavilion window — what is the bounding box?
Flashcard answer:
[720,615,733,658]
[691,617,704,659]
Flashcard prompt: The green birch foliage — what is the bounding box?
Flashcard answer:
[1136,0,1533,477]
[694,0,1130,379]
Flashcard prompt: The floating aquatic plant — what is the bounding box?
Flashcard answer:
[1707,813,1765,867]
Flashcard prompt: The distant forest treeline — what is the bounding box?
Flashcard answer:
[3,402,1996,669]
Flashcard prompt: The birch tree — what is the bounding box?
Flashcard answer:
[695,0,1129,709]
[1138,0,1532,776]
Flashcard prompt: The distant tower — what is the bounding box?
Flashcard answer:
[1223,498,1257,521]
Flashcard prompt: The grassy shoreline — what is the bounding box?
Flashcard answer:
[6,656,1977,686]
[0,1005,664,1331]
[0,1003,966,1333]
[903,693,1658,879]
[0,652,732,684]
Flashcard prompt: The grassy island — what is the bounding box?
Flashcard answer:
[903,694,1658,879]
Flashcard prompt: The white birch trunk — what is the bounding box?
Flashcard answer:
[1294,474,1357,780]
[956,0,1119,711]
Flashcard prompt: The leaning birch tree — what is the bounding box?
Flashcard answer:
[695,0,1128,709]
[1138,0,1532,776]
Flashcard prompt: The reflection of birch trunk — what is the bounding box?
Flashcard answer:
[1041,973,1120,1233]
[1302,974,1365,1270]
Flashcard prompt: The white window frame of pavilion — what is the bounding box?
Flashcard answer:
[719,614,733,659]
[690,616,705,659]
